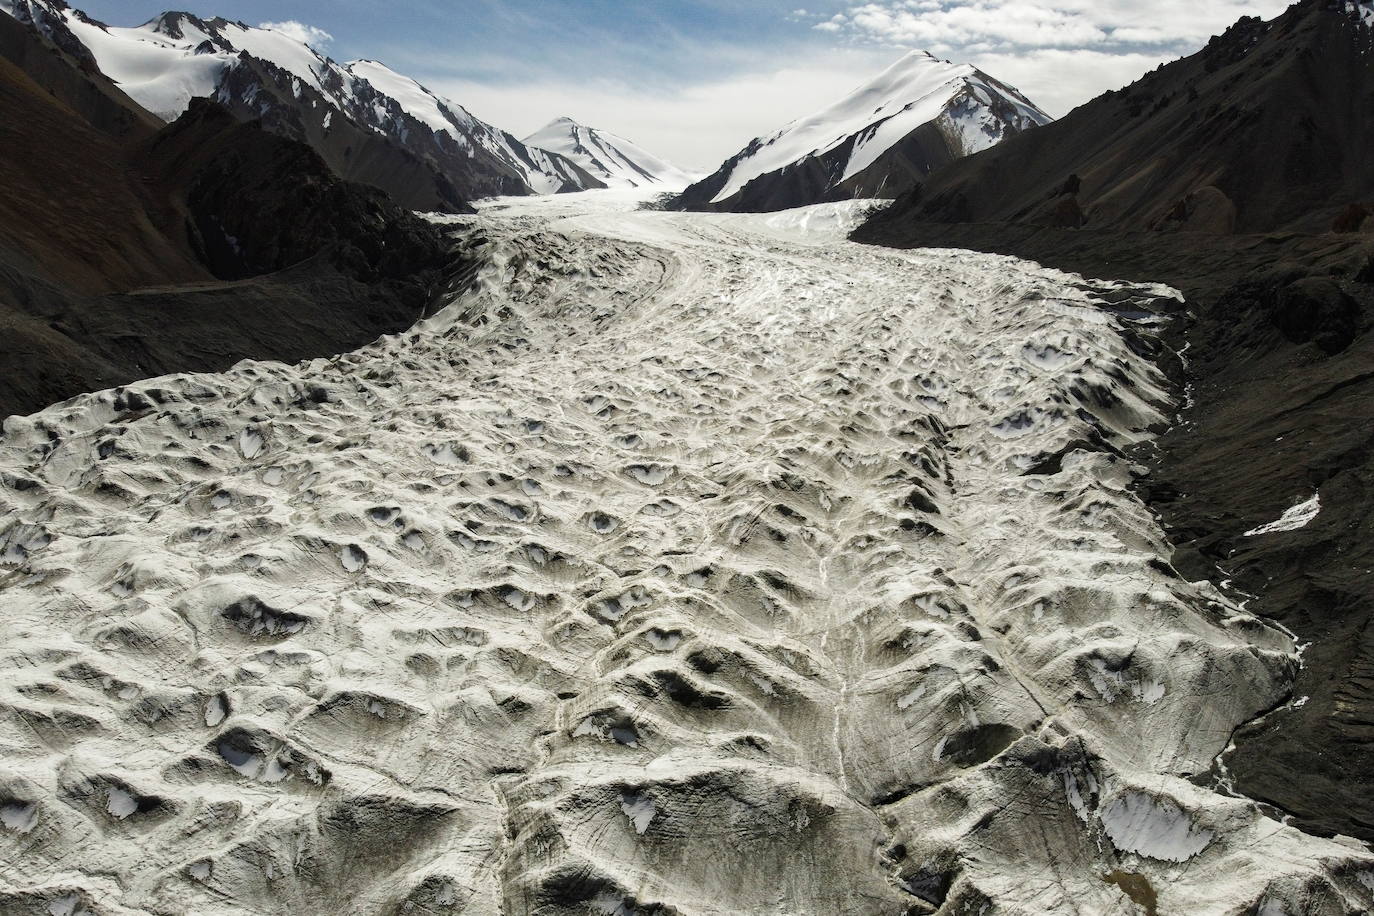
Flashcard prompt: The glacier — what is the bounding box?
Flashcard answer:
[0,192,1371,914]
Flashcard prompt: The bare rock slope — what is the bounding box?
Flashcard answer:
[865,0,1374,233]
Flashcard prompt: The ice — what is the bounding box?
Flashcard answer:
[238,426,265,459]
[645,628,682,651]
[0,188,1367,914]
[1100,792,1213,862]
[591,893,636,916]
[626,463,672,485]
[0,522,50,565]
[897,685,926,709]
[620,791,657,834]
[217,740,263,778]
[47,895,81,916]
[1244,493,1320,536]
[0,801,37,833]
[204,694,229,727]
[106,787,137,819]
[340,544,368,573]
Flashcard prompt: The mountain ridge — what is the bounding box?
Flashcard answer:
[859,0,1374,234]
[0,1,607,207]
[672,50,1051,213]
[0,7,462,418]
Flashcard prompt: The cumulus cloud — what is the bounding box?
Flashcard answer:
[796,0,1291,118]
[259,20,334,48]
[816,0,1290,51]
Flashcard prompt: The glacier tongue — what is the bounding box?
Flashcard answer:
[1,192,1371,914]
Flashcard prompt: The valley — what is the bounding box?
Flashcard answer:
[2,193,1370,914]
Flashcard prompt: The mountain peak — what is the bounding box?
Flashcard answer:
[524,117,691,190]
[673,51,1049,211]
[143,10,206,39]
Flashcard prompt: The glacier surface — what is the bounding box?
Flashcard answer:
[0,192,1370,914]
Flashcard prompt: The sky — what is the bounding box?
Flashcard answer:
[74,0,1293,171]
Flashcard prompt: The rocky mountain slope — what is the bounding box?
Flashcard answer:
[524,117,693,190]
[0,9,461,419]
[862,0,1374,233]
[673,51,1050,213]
[855,0,1374,844]
[0,1,606,207]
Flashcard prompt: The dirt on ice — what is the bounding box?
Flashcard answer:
[1,192,1371,914]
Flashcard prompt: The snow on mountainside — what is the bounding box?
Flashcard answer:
[346,61,598,196]
[0,1,603,199]
[524,117,693,190]
[675,50,1051,212]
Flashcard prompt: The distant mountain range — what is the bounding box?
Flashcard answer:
[673,51,1051,212]
[0,1,693,210]
[0,5,460,416]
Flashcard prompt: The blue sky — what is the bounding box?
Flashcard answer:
[72,0,1290,170]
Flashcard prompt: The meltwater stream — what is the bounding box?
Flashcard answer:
[1,193,1371,915]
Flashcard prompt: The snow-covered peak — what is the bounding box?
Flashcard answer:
[345,59,477,134]
[2,1,603,197]
[707,50,1050,204]
[524,117,692,190]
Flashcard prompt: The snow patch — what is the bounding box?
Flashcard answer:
[620,791,656,834]
[1243,493,1320,536]
[1100,792,1213,862]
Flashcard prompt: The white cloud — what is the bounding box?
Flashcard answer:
[259,20,334,48]
[816,0,1290,51]
[967,48,1168,116]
